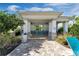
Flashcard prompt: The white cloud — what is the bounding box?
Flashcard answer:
[45,3,79,16]
[26,7,54,11]
[7,5,20,11]
[68,4,79,16]
[45,3,69,6]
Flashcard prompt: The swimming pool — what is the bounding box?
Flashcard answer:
[67,37,79,56]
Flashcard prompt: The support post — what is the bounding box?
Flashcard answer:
[64,22,68,34]
[27,21,31,39]
[48,21,52,40]
[22,20,28,43]
[48,20,57,40]
[51,20,57,40]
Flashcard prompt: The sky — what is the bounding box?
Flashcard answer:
[0,3,79,16]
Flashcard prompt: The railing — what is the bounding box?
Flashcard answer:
[31,30,48,37]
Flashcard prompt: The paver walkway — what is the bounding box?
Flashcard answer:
[7,40,73,56]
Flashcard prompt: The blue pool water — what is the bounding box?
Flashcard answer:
[67,37,79,56]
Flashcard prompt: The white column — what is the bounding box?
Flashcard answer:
[48,20,57,40]
[64,22,68,33]
[51,20,57,40]
[49,22,52,33]
[48,22,52,40]
[22,20,28,43]
[27,21,31,39]
[51,20,57,34]
[27,21,31,33]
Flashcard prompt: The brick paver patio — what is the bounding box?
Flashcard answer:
[7,40,73,56]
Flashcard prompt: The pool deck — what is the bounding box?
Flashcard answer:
[7,40,73,56]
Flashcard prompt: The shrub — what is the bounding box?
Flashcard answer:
[69,24,79,38]
[15,28,21,36]
[56,35,68,46]
[0,33,21,55]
